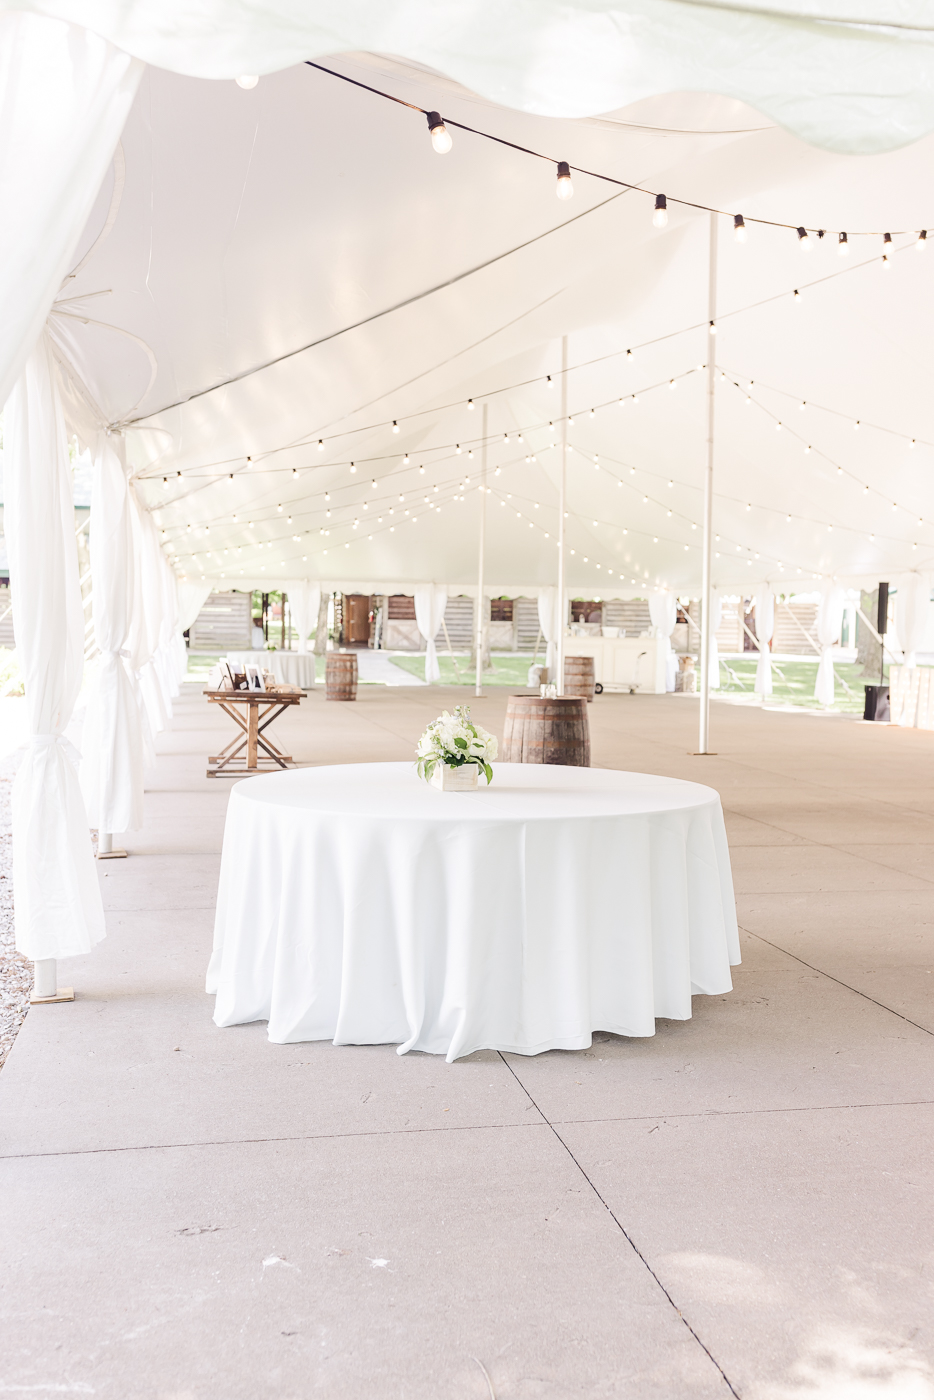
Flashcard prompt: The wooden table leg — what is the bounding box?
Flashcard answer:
[247,701,259,769]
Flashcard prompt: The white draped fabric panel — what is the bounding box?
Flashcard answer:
[754,590,775,697]
[537,587,560,677]
[4,1,933,155]
[0,11,142,405]
[707,592,723,691]
[288,580,321,656]
[4,336,106,960]
[648,593,677,692]
[79,430,144,834]
[177,581,214,634]
[207,764,740,1061]
[896,572,930,669]
[814,586,845,706]
[413,584,448,683]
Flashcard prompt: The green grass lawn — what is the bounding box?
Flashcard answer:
[716,657,876,713]
[389,654,539,687]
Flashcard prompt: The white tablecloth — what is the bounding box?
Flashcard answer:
[226,651,317,688]
[207,763,740,1061]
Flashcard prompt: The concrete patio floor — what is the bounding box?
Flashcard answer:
[1,683,932,1399]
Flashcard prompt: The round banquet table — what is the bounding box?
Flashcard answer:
[226,651,317,689]
[206,762,740,1062]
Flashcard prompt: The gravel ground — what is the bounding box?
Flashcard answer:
[0,760,30,1072]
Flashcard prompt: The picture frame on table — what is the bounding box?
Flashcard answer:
[245,664,266,692]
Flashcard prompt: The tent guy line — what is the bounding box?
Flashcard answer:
[132,235,915,475]
[124,188,631,424]
[304,58,933,239]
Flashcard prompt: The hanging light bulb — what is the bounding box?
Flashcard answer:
[162,477,169,488]
[653,194,668,228]
[402,453,410,464]
[627,349,634,361]
[456,444,462,454]
[350,462,356,473]
[882,254,892,269]
[292,468,299,478]
[883,232,893,248]
[793,289,802,304]
[796,226,810,249]
[917,229,928,251]
[669,379,676,390]
[236,75,259,89]
[838,232,849,256]
[317,440,324,451]
[556,161,573,200]
[708,320,717,336]
[392,421,399,433]
[426,111,452,154]
[467,398,474,410]
[733,214,746,242]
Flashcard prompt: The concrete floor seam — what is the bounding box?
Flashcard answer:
[496,1051,743,1400]
[740,926,934,1037]
[0,1117,552,1162]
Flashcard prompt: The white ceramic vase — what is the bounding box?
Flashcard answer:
[430,762,479,792]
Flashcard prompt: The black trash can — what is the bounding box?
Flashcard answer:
[863,684,890,722]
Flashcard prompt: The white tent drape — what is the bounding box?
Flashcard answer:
[896,573,930,669]
[413,584,448,683]
[754,590,775,697]
[537,587,561,679]
[648,593,678,692]
[289,580,321,656]
[814,586,845,706]
[707,592,723,691]
[0,11,142,405]
[178,581,214,634]
[4,335,105,960]
[4,2,933,156]
[79,430,144,835]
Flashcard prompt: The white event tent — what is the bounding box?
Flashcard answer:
[1,1,933,986]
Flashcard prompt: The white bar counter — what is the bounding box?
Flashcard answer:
[564,635,667,693]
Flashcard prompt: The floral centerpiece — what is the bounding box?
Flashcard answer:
[416,705,497,791]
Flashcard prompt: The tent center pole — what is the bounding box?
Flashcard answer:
[556,335,568,695]
[699,213,717,754]
[475,402,487,697]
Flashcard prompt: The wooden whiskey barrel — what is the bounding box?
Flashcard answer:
[563,655,596,702]
[325,651,358,701]
[502,695,590,766]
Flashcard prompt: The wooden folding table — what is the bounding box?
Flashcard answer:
[204,686,303,777]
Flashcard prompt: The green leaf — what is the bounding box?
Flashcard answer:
[453,736,468,749]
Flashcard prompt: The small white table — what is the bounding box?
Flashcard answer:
[207,763,739,1061]
[226,651,317,689]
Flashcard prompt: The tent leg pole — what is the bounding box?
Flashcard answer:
[34,959,57,998]
[556,335,568,696]
[699,213,717,755]
[475,402,487,698]
[99,831,112,855]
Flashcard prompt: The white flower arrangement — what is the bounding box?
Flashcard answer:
[416,705,498,785]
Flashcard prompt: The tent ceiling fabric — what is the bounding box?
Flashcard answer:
[5,1,934,154]
[55,52,934,598]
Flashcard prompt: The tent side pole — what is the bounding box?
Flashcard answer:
[557,335,568,695]
[475,402,487,697]
[699,214,717,754]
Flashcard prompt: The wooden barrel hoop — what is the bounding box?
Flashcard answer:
[563,655,596,702]
[502,695,590,766]
[325,651,358,701]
